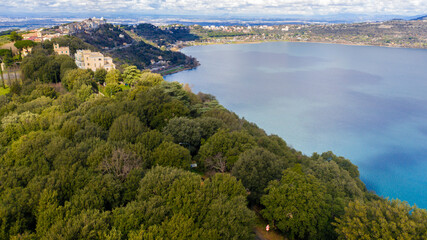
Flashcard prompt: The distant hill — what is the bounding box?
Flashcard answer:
[411,15,427,21]
[122,24,199,46]
[74,24,133,50]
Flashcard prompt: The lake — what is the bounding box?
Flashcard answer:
[165,42,427,209]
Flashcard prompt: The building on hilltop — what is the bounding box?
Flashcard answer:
[75,49,115,72]
[23,29,64,42]
[60,17,107,34]
[53,44,70,56]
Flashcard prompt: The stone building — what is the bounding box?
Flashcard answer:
[75,49,115,71]
[53,44,70,56]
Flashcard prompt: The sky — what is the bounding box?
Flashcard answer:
[1,0,426,17]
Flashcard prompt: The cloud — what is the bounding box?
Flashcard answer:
[2,0,427,16]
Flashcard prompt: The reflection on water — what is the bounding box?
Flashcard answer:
[166,42,427,208]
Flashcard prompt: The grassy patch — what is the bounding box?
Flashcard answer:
[119,84,131,91]
[0,86,10,96]
[159,66,185,75]
[0,35,11,46]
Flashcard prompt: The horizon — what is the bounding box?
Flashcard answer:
[1,0,427,21]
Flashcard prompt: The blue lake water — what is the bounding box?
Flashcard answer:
[165,42,427,209]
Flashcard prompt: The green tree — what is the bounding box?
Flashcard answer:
[132,87,190,129]
[76,84,93,102]
[62,68,96,91]
[308,156,365,218]
[134,167,255,240]
[104,83,121,97]
[35,189,63,237]
[94,68,107,85]
[122,65,141,86]
[333,199,427,240]
[261,165,331,240]
[198,129,256,170]
[232,147,284,203]
[9,31,22,41]
[14,40,36,52]
[163,117,202,150]
[0,49,13,87]
[196,117,224,140]
[105,69,122,85]
[56,55,77,79]
[138,213,201,240]
[135,129,173,151]
[109,113,146,143]
[138,71,164,87]
[87,105,117,129]
[44,209,112,239]
[152,142,191,169]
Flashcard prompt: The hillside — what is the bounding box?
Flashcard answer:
[73,23,198,72]
[122,24,199,47]
[74,24,133,50]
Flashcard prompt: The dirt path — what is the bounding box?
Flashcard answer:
[255,228,268,240]
[0,42,19,54]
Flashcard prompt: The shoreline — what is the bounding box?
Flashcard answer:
[182,39,427,51]
[166,39,427,76]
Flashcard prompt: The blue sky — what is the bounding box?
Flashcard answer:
[1,0,426,17]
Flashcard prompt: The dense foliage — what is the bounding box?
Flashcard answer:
[75,24,133,50]
[20,46,77,83]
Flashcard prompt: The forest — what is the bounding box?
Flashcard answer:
[0,37,426,240]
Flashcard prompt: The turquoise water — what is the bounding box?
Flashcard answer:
[165,42,427,209]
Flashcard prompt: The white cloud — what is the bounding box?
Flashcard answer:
[2,0,427,16]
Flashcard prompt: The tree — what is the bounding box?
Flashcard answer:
[105,69,122,85]
[108,114,146,143]
[137,213,201,240]
[133,166,255,240]
[138,71,164,87]
[0,49,13,87]
[62,68,95,91]
[57,55,77,79]
[122,65,141,86]
[163,117,202,150]
[261,165,331,240]
[76,84,93,101]
[198,129,256,170]
[9,31,22,41]
[135,129,173,151]
[104,84,121,97]
[196,117,224,140]
[14,40,36,59]
[94,68,107,85]
[232,147,284,203]
[333,199,427,240]
[152,142,191,169]
[308,157,365,218]
[14,40,36,51]
[101,148,145,180]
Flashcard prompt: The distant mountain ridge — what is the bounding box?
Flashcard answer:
[412,15,427,21]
